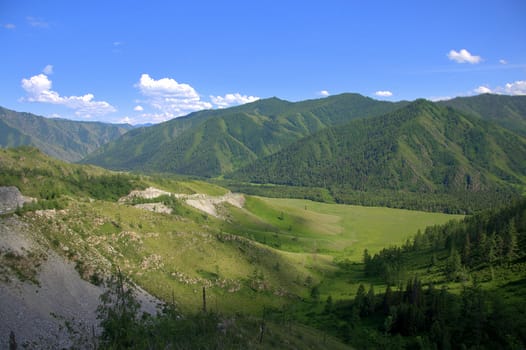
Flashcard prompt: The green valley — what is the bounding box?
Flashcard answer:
[1,147,473,348]
[1,93,526,349]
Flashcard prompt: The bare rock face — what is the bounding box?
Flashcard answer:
[0,186,34,214]
[0,214,160,349]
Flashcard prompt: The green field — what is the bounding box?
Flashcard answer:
[227,196,463,260]
[3,148,524,348]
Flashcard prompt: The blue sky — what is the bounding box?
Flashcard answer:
[1,0,525,124]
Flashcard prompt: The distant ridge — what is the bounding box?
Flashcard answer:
[229,99,526,212]
[440,94,526,135]
[0,106,131,162]
[82,93,407,175]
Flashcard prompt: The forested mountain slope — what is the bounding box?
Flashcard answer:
[0,107,131,162]
[230,100,526,212]
[82,94,407,176]
[440,94,526,135]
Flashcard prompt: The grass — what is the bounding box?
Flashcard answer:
[228,196,463,259]
[0,147,470,347]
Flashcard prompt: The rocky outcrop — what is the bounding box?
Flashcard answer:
[120,187,245,218]
[0,215,160,349]
[0,186,34,214]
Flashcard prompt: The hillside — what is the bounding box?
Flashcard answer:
[305,197,526,349]
[0,106,131,162]
[2,147,524,349]
[440,94,526,136]
[1,147,465,348]
[230,100,526,213]
[82,94,407,176]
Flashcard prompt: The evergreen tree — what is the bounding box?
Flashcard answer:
[354,284,366,317]
[382,285,394,315]
[503,220,518,264]
[363,249,372,276]
[310,285,320,300]
[462,233,471,266]
[97,270,142,349]
[365,285,376,316]
[324,295,334,314]
[445,247,462,281]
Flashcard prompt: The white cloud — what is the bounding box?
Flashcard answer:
[135,74,212,120]
[42,64,53,75]
[447,49,482,64]
[429,96,453,102]
[137,74,201,99]
[499,59,508,65]
[474,85,492,94]
[134,105,144,111]
[210,93,259,108]
[21,73,116,118]
[319,90,330,97]
[120,116,133,124]
[473,80,526,96]
[374,90,393,97]
[3,23,15,29]
[503,80,526,95]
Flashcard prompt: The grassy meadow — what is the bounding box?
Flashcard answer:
[227,196,463,259]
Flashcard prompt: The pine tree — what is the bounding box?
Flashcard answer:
[462,233,471,266]
[445,247,462,281]
[324,295,334,314]
[354,284,366,317]
[382,285,394,315]
[97,270,141,348]
[365,285,376,316]
[503,220,518,264]
[363,249,372,276]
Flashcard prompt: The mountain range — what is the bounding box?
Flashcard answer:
[0,107,131,162]
[2,93,526,212]
[81,94,408,175]
[229,100,526,211]
[439,93,526,136]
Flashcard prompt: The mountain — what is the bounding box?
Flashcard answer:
[0,106,132,162]
[82,94,408,176]
[439,94,526,135]
[230,100,526,211]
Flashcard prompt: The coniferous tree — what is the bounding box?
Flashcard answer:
[354,284,366,317]
[365,285,376,316]
[462,233,471,266]
[445,247,462,281]
[503,220,518,264]
[382,285,394,315]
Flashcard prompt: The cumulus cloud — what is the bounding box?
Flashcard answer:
[319,90,330,97]
[502,81,526,95]
[135,74,212,120]
[429,96,453,102]
[447,49,482,64]
[21,73,116,118]
[375,90,393,97]
[473,80,526,96]
[120,116,133,124]
[134,105,144,111]
[210,93,259,108]
[474,85,492,94]
[499,59,508,65]
[43,64,53,75]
